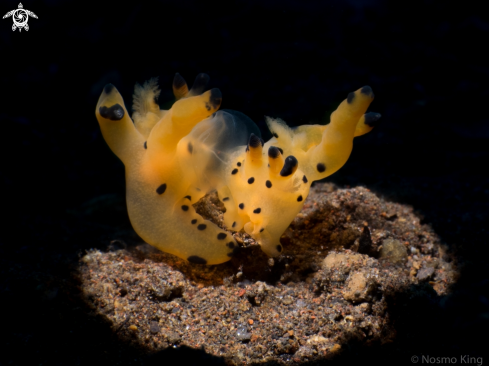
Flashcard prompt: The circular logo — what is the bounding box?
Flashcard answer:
[12,9,28,28]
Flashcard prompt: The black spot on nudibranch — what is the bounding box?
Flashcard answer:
[280,156,298,177]
[222,197,229,201]
[364,112,382,127]
[99,104,125,121]
[266,180,272,188]
[297,195,303,202]
[273,132,279,138]
[191,219,197,224]
[227,244,241,257]
[226,242,235,248]
[187,256,207,265]
[181,205,189,211]
[232,222,236,228]
[361,85,373,98]
[347,92,355,104]
[317,163,326,173]
[276,245,282,253]
[184,195,192,200]
[253,208,261,214]
[260,228,264,232]
[231,169,238,175]
[217,233,227,240]
[239,203,244,209]
[237,162,241,167]
[144,141,147,149]
[197,224,207,230]
[188,142,193,154]
[302,175,308,183]
[248,177,255,184]
[156,183,167,195]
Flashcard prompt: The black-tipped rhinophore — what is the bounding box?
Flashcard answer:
[269,146,285,174]
[247,133,264,161]
[173,73,189,99]
[248,133,264,148]
[173,73,187,89]
[361,85,374,98]
[268,146,281,159]
[364,112,382,127]
[191,73,210,95]
[99,104,125,121]
[103,83,115,94]
[280,156,298,177]
[208,88,222,109]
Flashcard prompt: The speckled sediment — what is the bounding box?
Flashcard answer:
[79,183,457,365]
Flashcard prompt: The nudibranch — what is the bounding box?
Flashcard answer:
[95,73,380,264]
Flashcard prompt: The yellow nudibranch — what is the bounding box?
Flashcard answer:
[95,73,380,265]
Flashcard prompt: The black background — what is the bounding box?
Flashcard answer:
[1,0,488,365]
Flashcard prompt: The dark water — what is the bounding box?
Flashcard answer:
[1,0,488,365]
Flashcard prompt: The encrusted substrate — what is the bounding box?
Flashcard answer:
[78,183,457,364]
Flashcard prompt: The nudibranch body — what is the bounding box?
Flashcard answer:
[95,74,380,264]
